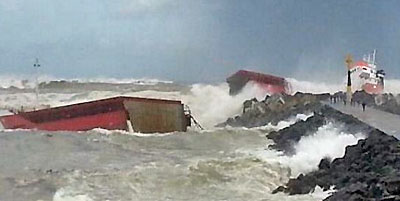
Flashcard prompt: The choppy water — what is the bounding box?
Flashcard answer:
[0,128,336,201]
[0,78,375,200]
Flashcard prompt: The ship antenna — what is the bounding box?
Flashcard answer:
[33,58,41,109]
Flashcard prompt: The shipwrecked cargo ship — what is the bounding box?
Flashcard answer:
[0,96,191,133]
[227,70,291,95]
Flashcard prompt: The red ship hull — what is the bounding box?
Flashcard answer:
[227,70,290,95]
[0,96,190,133]
[362,83,384,94]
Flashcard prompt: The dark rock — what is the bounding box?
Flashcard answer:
[217,93,323,128]
[285,174,317,195]
[266,104,374,154]
[318,157,331,170]
[222,91,400,199]
[269,103,400,200]
[271,186,286,194]
[267,113,325,154]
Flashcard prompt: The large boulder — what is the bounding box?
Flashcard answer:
[218,93,324,128]
[267,113,326,154]
[273,127,400,200]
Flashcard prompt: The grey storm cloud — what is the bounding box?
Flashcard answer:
[0,0,399,83]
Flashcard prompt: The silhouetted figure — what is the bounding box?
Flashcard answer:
[333,97,337,104]
[343,99,346,105]
[362,102,366,111]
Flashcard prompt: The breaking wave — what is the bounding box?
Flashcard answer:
[39,129,332,201]
[0,74,172,89]
[279,123,365,176]
[180,82,268,128]
[2,73,400,95]
[0,82,267,129]
[0,77,367,201]
[288,78,400,95]
[384,79,400,94]
[3,76,399,130]
[287,78,344,94]
[260,113,314,131]
[250,123,365,177]
[53,189,93,201]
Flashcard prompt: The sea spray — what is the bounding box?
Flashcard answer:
[287,78,343,94]
[266,123,365,177]
[384,79,400,94]
[262,113,314,131]
[0,74,172,89]
[53,188,93,201]
[40,129,328,201]
[180,82,267,128]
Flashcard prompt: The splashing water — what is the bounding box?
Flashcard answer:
[250,123,365,177]
[0,76,382,201]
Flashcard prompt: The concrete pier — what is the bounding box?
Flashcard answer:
[327,102,400,139]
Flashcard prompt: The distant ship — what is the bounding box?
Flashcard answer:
[349,50,385,94]
[227,70,290,95]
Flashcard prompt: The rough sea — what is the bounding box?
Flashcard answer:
[1,75,399,201]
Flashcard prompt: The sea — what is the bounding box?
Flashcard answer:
[0,75,399,201]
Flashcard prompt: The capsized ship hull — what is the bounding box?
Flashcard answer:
[227,70,290,95]
[0,96,190,133]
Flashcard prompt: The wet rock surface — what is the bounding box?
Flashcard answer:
[267,113,325,154]
[227,92,400,200]
[217,92,329,128]
[267,104,374,154]
[270,103,400,200]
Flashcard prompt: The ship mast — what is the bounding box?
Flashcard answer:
[372,49,377,65]
[345,54,353,105]
[33,58,41,108]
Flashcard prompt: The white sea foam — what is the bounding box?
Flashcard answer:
[2,75,399,131]
[288,77,400,95]
[0,74,172,89]
[262,113,314,131]
[180,82,268,128]
[2,72,400,94]
[90,128,176,137]
[53,188,93,201]
[0,75,388,201]
[287,78,344,94]
[246,123,365,177]
[277,123,364,176]
[76,82,269,129]
[384,79,400,94]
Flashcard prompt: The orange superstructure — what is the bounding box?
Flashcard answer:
[349,50,385,94]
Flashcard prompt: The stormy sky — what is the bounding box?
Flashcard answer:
[0,0,399,83]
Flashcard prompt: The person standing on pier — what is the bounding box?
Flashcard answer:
[362,102,366,111]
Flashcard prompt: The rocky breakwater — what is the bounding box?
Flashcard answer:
[271,105,400,201]
[217,92,329,128]
[267,105,374,154]
[221,92,400,200]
